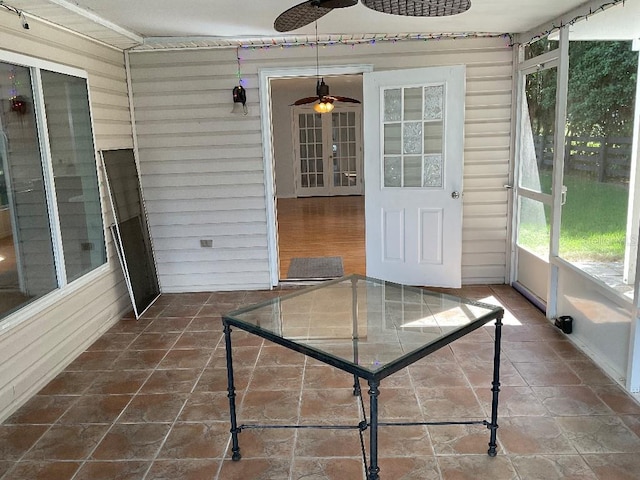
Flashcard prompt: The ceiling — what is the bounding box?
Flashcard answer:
[5,0,638,50]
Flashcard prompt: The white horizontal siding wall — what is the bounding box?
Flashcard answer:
[129,36,513,290]
[0,11,132,421]
[129,49,269,292]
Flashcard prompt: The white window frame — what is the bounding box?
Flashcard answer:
[0,49,108,330]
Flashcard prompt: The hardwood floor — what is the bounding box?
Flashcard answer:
[276,196,366,279]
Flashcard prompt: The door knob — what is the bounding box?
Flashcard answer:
[451,191,460,199]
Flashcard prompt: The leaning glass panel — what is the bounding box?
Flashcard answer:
[41,70,106,283]
[0,62,58,320]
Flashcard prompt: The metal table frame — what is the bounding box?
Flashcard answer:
[222,275,504,480]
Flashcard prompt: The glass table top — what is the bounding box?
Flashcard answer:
[223,275,503,380]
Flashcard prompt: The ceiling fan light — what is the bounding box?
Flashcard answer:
[314,101,335,113]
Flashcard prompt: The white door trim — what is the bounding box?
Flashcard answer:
[259,64,373,286]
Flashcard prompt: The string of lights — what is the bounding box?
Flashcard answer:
[235,32,513,51]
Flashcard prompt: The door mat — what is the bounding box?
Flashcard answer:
[286,256,344,280]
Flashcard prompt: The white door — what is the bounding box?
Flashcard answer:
[293,104,363,197]
[364,66,465,287]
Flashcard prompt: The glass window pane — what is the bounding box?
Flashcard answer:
[424,85,444,120]
[42,70,106,282]
[423,155,443,187]
[403,156,422,187]
[517,196,550,259]
[519,67,557,194]
[524,37,559,60]
[0,62,58,320]
[384,157,401,187]
[404,87,422,121]
[403,122,422,154]
[424,122,443,154]
[384,89,401,122]
[299,114,306,128]
[384,124,401,154]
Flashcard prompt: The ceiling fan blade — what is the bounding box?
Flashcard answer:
[330,95,362,104]
[322,0,359,7]
[292,96,321,106]
[361,0,471,17]
[274,1,332,32]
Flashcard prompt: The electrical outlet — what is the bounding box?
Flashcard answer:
[200,239,213,248]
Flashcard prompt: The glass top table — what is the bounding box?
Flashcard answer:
[222,275,505,480]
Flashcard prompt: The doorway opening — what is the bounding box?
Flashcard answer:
[263,68,371,284]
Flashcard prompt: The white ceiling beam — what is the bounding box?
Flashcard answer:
[46,0,143,44]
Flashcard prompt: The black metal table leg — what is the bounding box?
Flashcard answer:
[367,380,380,480]
[223,321,242,461]
[352,277,360,397]
[487,313,503,457]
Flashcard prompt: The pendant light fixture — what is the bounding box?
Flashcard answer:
[292,22,360,113]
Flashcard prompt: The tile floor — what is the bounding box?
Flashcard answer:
[1,285,640,480]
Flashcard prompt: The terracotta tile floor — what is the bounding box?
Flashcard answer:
[2,285,640,480]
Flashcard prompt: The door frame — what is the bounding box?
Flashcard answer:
[259,64,373,286]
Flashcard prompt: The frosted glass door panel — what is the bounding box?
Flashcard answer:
[383,85,445,188]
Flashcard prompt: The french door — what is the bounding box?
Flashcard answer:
[292,104,363,197]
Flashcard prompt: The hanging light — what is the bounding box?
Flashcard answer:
[313,101,334,114]
[231,47,248,115]
[291,22,360,114]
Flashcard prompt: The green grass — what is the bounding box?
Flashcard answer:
[519,172,629,262]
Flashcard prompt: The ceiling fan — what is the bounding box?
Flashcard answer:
[291,22,361,113]
[274,0,472,32]
[292,77,361,113]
